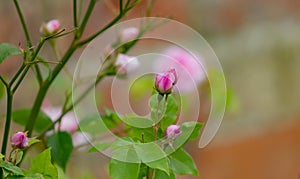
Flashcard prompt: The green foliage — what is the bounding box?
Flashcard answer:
[128,127,156,143]
[123,116,153,128]
[30,148,57,179]
[0,43,21,64]
[46,132,73,171]
[149,94,178,130]
[111,138,140,163]
[10,150,23,165]
[79,111,121,135]
[180,122,203,141]
[88,142,112,153]
[109,159,140,179]
[12,109,53,133]
[168,149,198,176]
[134,143,169,175]
[154,169,176,179]
[0,160,24,176]
[166,122,202,151]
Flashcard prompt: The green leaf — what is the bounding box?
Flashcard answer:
[7,172,45,179]
[111,138,140,163]
[164,122,203,152]
[0,43,21,64]
[0,160,24,176]
[30,148,57,179]
[10,150,23,165]
[168,149,198,176]
[128,127,155,143]
[28,139,40,146]
[88,142,112,153]
[154,169,176,179]
[12,109,53,132]
[134,143,169,175]
[160,96,178,131]
[150,94,178,130]
[46,132,73,171]
[55,165,68,179]
[123,115,153,128]
[79,112,120,135]
[109,159,140,179]
[180,122,203,141]
[150,94,166,124]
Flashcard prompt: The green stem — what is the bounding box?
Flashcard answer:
[146,0,156,17]
[77,0,97,38]
[13,0,32,47]
[1,87,13,156]
[0,76,8,87]
[38,70,114,138]
[25,44,78,136]
[34,64,43,86]
[77,13,123,47]
[12,39,46,93]
[73,0,78,28]
[9,64,26,87]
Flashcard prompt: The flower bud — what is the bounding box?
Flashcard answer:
[40,19,60,35]
[166,125,182,140]
[168,68,178,85]
[115,54,140,75]
[120,27,139,42]
[11,132,29,149]
[155,68,178,94]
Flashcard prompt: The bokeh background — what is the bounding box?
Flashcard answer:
[0,0,300,179]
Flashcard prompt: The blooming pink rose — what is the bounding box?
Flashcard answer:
[166,125,182,140]
[115,54,140,75]
[155,69,177,94]
[11,132,29,149]
[154,46,205,92]
[120,27,139,42]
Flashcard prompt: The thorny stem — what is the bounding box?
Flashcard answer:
[13,0,32,47]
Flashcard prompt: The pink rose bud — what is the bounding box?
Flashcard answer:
[11,132,29,149]
[121,27,139,42]
[154,46,205,92]
[40,19,60,35]
[166,125,182,140]
[155,69,177,94]
[168,68,178,85]
[115,54,140,75]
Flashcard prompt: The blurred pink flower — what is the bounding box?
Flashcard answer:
[120,27,139,42]
[72,132,91,148]
[155,69,177,94]
[42,106,78,134]
[154,46,205,92]
[40,19,60,35]
[11,132,29,149]
[115,54,140,75]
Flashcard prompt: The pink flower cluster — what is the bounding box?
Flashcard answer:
[42,103,90,147]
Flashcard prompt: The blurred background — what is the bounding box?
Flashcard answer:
[0,0,300,178]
